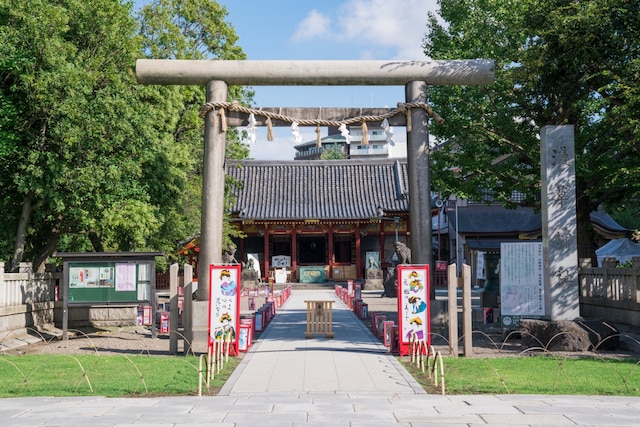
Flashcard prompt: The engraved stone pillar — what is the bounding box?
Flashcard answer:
[540,125,580,320]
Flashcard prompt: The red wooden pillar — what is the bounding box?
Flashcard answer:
[291,227,298,281]
[355,227,362,279]
[327,227,334,280]
[263,229,270,282]
[379,224,386,266]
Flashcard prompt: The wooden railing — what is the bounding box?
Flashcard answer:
[579,257,640,327]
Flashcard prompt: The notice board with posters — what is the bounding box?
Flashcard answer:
[56,252,162,304]
[67,262,140,303]
[54,251,163,340]
[208,264,241,356]
[397,264,430,356]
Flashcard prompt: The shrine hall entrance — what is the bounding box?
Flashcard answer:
[298,236,326,264]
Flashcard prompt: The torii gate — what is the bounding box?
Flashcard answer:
[136,59,495,350]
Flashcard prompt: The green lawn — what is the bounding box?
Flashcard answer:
[2,353,639,397]
[402,355,640,396]
[0,354,238,397]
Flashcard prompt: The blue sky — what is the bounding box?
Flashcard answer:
[134,0,440,159]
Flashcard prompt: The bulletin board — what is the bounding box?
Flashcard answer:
[67,262,141,303]
[54,251,163,341]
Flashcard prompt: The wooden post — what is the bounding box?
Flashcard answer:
[62,261,69,341]
[169,263,179,354]
[182,263,193,355]
[462,264,473,356]
[447,263,458,357]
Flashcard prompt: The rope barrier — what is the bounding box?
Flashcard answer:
[199,100,444,130]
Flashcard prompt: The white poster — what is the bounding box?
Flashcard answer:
[275,268,288,284]
[116,263,136,292]
[476,251,486,280]
[271,255,291,268]
[500,242,545,316]
[247,253,261,279]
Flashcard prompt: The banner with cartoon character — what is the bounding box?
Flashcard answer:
[208,264,241,355]
[397,264,430,355]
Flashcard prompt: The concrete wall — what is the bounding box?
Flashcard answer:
[53,303,139,329]
[0,302,55,341]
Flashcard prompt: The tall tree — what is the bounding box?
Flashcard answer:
[425,0,640,260]
[0,0,149,271]
[0,0,251,271]
[136,0,253,255]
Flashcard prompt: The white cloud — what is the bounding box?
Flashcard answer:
[291,0,438,59]
[337,0,435,59]
[292,10,332,42]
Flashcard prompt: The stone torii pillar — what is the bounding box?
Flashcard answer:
[136,59,494,351]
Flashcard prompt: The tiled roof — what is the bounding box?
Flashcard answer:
[449,206,542,234]
[226,159,409,220]
[590,210,628,233]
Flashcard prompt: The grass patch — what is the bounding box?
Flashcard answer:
[3,351,639,398]
[401,355,640,396]
[0,354,240,397]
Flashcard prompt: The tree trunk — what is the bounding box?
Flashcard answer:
[33,233,59,273]
[88,230,104,252]
[9,193,33,272]
[576,179,597,264]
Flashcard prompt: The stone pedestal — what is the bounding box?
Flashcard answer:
[186,301,210,354]
[365,269,383,290]
[520,318,619,352]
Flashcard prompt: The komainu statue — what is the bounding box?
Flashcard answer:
[221,244,237,264]
[393,241,411,264]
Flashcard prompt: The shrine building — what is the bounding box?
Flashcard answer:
[225,158,436,283]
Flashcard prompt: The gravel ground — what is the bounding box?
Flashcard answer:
[3,287,639,360]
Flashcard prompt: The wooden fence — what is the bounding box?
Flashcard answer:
[579,257,640,327]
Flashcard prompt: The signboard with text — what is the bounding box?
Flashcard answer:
[397,264,430,356]
[500,242,546,328]
[208,264,241,355]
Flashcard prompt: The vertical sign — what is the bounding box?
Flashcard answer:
[208,264,241,355]
[397,264,430,356]
[500,242,545,328]
[540,125,580,320]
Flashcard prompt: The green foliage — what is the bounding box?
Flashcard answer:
[0,0,252,270]
[319,144,347,160]
[617,260,633,269]
[608,201,640,238]
[425,0,640,258]
[0,0,147,269]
